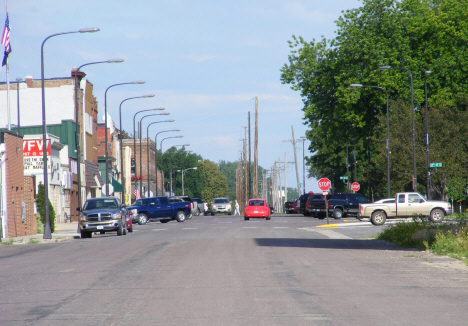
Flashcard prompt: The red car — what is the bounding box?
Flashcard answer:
[244,199,271,220]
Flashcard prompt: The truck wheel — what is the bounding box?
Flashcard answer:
[176,211,186,222]
[138,214,148,225]
[371,211,387,226]
[334,209,343,219]
[430,209,445,222]
[123,222,127,235]
[80,229,91,239]
[117,222,124,236]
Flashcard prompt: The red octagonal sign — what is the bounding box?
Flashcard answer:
[351,182,360,192]
[318,178,331,191]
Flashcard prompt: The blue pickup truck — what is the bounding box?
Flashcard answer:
[127,196,191,225]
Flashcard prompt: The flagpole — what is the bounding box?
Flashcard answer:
[4,0,10,130]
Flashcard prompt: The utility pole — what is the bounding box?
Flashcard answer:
[284,152,287,210]
[283,126,301,196]
[346,142,350,191]
[243,127,248,207]
[253,97,258,198]
[353,145,357,182]
[248,112,251,200]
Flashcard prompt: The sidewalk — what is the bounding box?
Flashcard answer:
[0,222,80,245]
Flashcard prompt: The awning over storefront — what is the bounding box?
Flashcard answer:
[112,178,122,192]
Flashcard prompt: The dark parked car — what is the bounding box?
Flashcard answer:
[305,193,332,217]
[284,201,296,214]
[78,197,127,239]
[309,193,370,219]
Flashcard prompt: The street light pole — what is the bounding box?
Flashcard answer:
[132,108,159,198]
[168,144,190,194]
[299,137,306,194]
[159,136,183,195]
[73,59,124,213]
[104,85,152,198]
[154,130,180,196]
[178,167,197,195]
[118,93,156,203]
[139,112,170,196]
[378,66,416,191]
[146,120,174,196]
[41,27,99,239]
[350,84,390,197]
[425,71,432,199]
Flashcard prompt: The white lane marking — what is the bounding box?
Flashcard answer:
[152,229,168,231]
[315,229,352,239]
[183,228,198,230]
[273,227,289,229]
[273,220,289,223]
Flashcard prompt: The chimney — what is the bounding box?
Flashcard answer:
[25,76,33,88]
[71,68,86,80]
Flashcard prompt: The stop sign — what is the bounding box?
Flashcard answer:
[318,178,331,191]
[351,182,360,192]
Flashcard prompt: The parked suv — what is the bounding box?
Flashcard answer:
[211,197,232,215]
[78,197,127,239]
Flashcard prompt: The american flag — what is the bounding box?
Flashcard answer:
[134,183,141,200]
[1,13,10,67]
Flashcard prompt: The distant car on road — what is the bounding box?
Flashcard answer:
[78,197,127,239]
[211,197,231,215]
[244,199,271,220]
[284,201,296,214]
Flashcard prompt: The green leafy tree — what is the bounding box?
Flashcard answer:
[198,160,229,203]
[281,0,468,199]
[36,182,55,233]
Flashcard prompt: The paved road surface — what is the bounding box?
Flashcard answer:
[1,214,467,325]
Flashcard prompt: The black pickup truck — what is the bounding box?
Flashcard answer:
[307,193,370,219]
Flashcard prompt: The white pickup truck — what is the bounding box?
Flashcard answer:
[358,192,453,225]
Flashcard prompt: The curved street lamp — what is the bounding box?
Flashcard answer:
[146,120,174,197]
[159,136,183,195]
[168,144,190,194]
[41,27,99,239]
[118,94,156,203]
[349,83,390,198]
[139,112,170,195]
[103,84,150,197]
[378,65,416,191]
[73,59,124,213]
[154,130,180,196]
[177,167,197,196]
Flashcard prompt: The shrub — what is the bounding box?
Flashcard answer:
[36,182,55,233]
[430,227,468,259]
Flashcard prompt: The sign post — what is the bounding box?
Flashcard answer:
[318,178,331,224]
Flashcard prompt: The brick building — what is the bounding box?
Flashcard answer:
[0,131,36,238]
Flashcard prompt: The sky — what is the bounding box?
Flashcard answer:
[1,0,363,193]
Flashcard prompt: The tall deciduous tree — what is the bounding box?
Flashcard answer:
[199,160,229,204]
[281,0,468,199]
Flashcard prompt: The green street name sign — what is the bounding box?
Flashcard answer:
[340,176,348,180]
[430,163,442,168]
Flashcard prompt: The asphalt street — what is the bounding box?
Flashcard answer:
[1,213,467,325]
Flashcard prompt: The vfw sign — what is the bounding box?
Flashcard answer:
[23,139,52,173]
[23,139,51,157]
